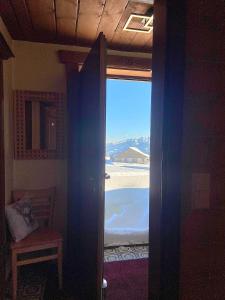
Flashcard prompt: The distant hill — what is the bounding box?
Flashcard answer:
[106,137,150,157]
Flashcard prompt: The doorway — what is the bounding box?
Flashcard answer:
[65,0,186,296]
[103,78,151,299]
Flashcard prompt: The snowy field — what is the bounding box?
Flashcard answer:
[104,162,150,246]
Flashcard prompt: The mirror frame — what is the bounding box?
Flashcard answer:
[14,90,65,159]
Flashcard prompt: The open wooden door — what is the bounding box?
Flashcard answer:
[67,33,106,300]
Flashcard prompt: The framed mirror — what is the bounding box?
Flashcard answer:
[14,90,65,159]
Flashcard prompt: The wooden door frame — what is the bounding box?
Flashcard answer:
[58,49,152,82]
[149,0,186,299]
[0,33,14,298]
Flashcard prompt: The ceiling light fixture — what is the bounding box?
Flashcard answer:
[129,0,154,4]
[123,13,153,33]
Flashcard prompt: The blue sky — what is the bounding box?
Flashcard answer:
[106,79,151,143]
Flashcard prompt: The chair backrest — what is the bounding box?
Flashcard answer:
[12,187,56,228]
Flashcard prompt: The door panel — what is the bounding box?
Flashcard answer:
[67,33,107,300]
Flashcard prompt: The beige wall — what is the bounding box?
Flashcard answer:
[11,41,86,234]
[1,20,151,236]
[12,40,73,234]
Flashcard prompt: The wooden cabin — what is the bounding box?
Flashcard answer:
[0,0,225,299]
[113,147,149,164]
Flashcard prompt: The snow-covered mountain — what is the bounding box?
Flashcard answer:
[106,137,150,157]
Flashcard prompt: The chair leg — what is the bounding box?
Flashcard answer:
[12,251,17,300]
[57,242,63,289]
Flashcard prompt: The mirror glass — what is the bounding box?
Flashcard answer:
[25,100,57,151]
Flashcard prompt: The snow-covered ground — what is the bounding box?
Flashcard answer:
[104,162,150,246]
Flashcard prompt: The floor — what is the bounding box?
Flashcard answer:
[104,245,149,262]
[104,258,148,300]
[6,245,149,299]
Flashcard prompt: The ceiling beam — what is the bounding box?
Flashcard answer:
[107,67,152,81]
[58,50,151,71]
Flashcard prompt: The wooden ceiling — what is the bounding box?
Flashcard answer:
[1,0,153,52]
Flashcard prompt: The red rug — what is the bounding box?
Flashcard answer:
[104,259,148,300]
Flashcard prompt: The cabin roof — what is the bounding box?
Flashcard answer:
[115,146,149,158]
[129,147,149,157]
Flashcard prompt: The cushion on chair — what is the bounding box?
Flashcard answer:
[11,228,62,249]
[6,198,39,242]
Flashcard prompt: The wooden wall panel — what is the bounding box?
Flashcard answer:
[0,34,13,299]
[180,0,225,299]
[0,59,5,300]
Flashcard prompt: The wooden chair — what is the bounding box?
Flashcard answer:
[10,187,63,300]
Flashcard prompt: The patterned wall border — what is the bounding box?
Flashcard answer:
[14,90,65,160]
